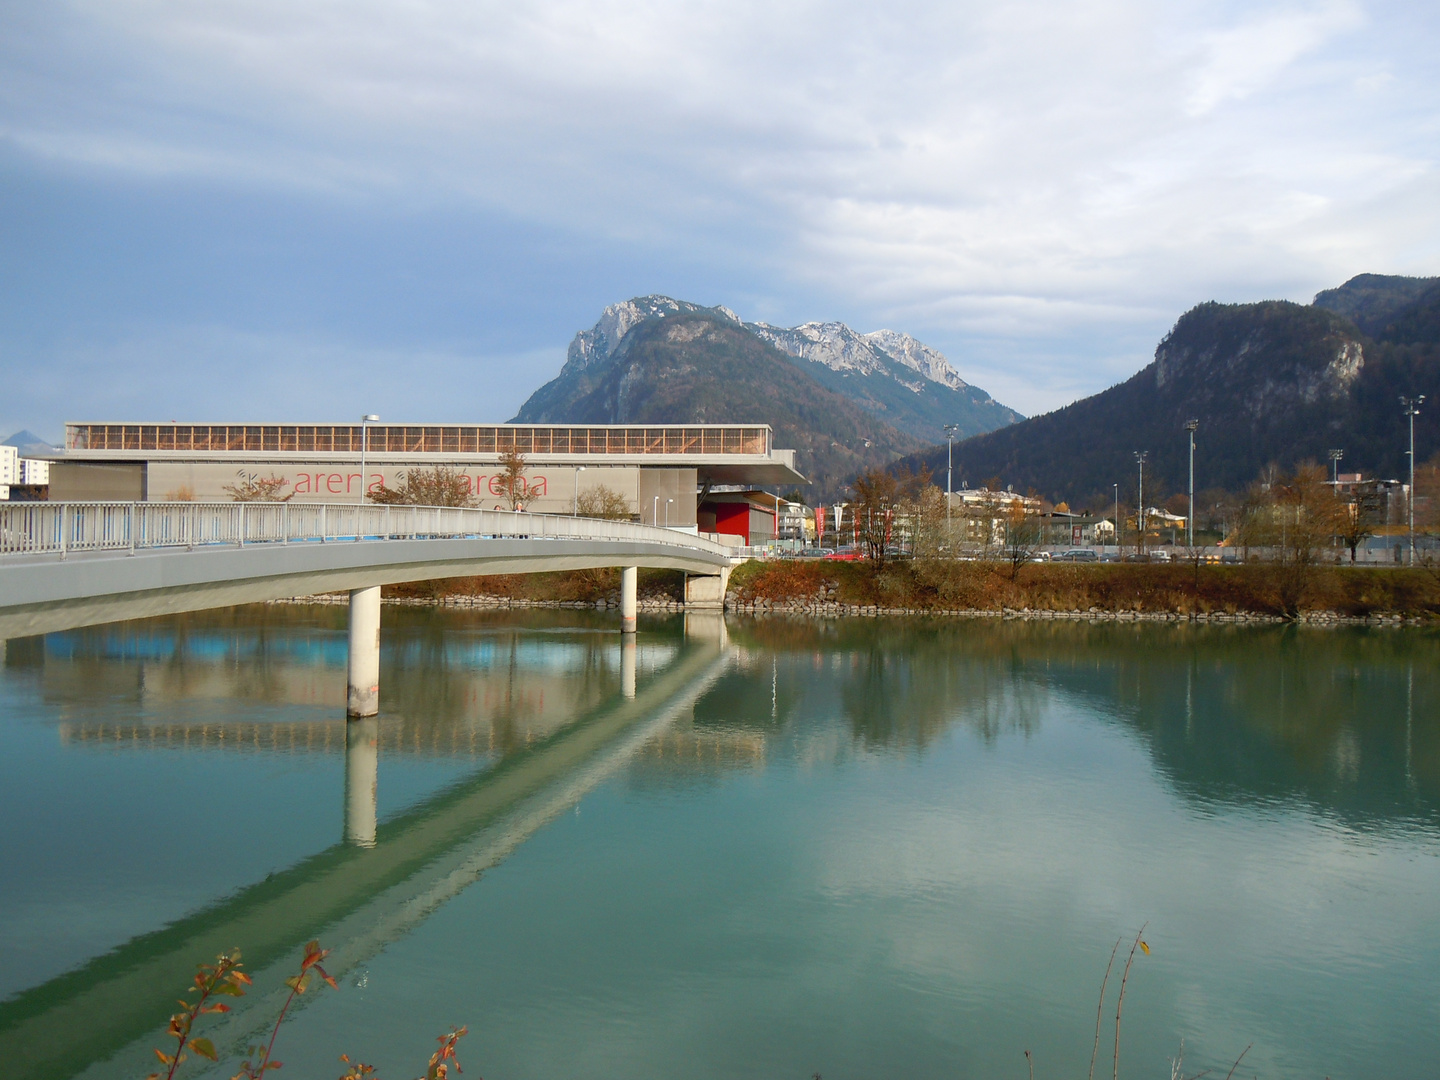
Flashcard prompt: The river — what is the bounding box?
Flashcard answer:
[1,607,1436,1080]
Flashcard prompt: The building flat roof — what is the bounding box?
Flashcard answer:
[60,422,807,486]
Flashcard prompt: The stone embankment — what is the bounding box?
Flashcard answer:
[270,594,687,613]
[270,593,1422,625]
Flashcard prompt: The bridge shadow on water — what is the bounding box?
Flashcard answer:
[0,609,732,1080]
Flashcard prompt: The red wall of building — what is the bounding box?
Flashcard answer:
[712,502,751,539]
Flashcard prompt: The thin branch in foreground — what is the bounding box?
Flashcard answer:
[1113,923,1150,1080]
[1223,1043,1252,1080]
[1089,938,1121,1080]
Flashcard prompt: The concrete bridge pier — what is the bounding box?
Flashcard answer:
[684,565,731,610]
[347,586,382,717]
[621,635,637,699]
[344,716,379,848]
[620,566,638,634]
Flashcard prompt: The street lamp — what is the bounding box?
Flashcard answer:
[1113,483,1119,555]
[1134,451,1148,556]
[1402,396,1425,565]
[665,498,674,528]
[572,465,586,516]
[1184,420,1198,550]
[652,495,659,527]
[944,423,959,545]
[358,414,380,504]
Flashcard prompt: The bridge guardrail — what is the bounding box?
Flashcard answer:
[0,502,733,560]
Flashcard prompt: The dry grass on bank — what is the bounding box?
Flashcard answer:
[378,559,1439,618]
[727,559,1440,618]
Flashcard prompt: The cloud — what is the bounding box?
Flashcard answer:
[1,0,1437,419]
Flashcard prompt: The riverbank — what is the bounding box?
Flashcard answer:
[273,559,1439,624]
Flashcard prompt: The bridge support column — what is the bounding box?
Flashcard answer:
[620,566,637,634]
[621,635,637,699]
[344,716,379,848]
[347,586,381,717]
[684,566,731,610]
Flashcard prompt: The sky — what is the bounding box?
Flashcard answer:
[2,0,1438,442]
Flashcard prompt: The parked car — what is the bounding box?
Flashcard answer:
[823,545,864,561]
[1054,549,1099,562]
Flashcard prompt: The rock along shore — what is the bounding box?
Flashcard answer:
[268,594,1424,626]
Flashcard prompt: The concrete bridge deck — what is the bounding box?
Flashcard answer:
[0,501,735,639]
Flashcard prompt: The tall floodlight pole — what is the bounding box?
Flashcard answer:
[1328,449,1344,488]
[358,414,380,504]
[944,424,959,545]
[1113,483,1119,554]
[1185,420,1198,549]
[1402,396,1425,565]
[1134,451,1148,556]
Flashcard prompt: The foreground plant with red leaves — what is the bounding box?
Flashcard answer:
[148,941,468,1080]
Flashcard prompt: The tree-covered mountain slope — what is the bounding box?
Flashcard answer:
[898,286,1440,505]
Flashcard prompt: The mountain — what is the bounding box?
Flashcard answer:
[1313,273,1440,336]
[745,320,1022,441]
[513,307,923,495]
[517,296,1020,443]
[898,281,1440,506]
[2,430,58,457]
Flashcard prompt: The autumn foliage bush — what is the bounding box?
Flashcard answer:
[726,559,1439,618]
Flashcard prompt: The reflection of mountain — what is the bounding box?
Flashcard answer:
[1,628,729,1080]
[724,619,1440,823]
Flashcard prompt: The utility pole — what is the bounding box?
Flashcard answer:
[1185,420,1198,550]
[944,423,959,549]
[1402,396,1425,566]
[358,414,379,504]
[1134,451,1148,556]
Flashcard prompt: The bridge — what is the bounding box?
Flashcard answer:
[0,500,736,714]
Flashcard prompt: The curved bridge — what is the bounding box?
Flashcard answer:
[0,501,736,710]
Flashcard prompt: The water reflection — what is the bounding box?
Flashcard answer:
[716,618,1440,824]
[1,610,1436,1080]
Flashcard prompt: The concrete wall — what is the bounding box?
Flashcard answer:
[48,462,146,501]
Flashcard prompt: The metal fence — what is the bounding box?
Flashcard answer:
[0,502,733,559]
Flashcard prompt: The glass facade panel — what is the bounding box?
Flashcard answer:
[64,422,775,456]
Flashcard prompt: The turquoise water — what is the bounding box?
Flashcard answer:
[1,608,1437,1080]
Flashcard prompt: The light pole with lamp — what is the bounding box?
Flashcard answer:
[665,498,674,528]
[652,495,660,527]
[1328,449,1344,488]
[1134,451,1148,556]
[1184,420,1198,550]
[944,423,959,549]
[358,415,379,504]
[1402,396,1424,565]
[572,466,586,516]
[1113,483,1119,556]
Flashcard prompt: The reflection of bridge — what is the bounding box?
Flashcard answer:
[59,719,768,764]
[0,635,734,1080]
[0,501,735,714]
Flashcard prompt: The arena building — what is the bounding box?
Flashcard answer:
[52,422,806,544]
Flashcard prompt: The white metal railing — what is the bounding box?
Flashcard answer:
[0,502,733,560]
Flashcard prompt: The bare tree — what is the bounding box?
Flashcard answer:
[851,468,900,561]
[1001,500,1042,581]
[367,466,476,507]
[223,472,293,502]
[495,447,528,511]
[576,484,634,520]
